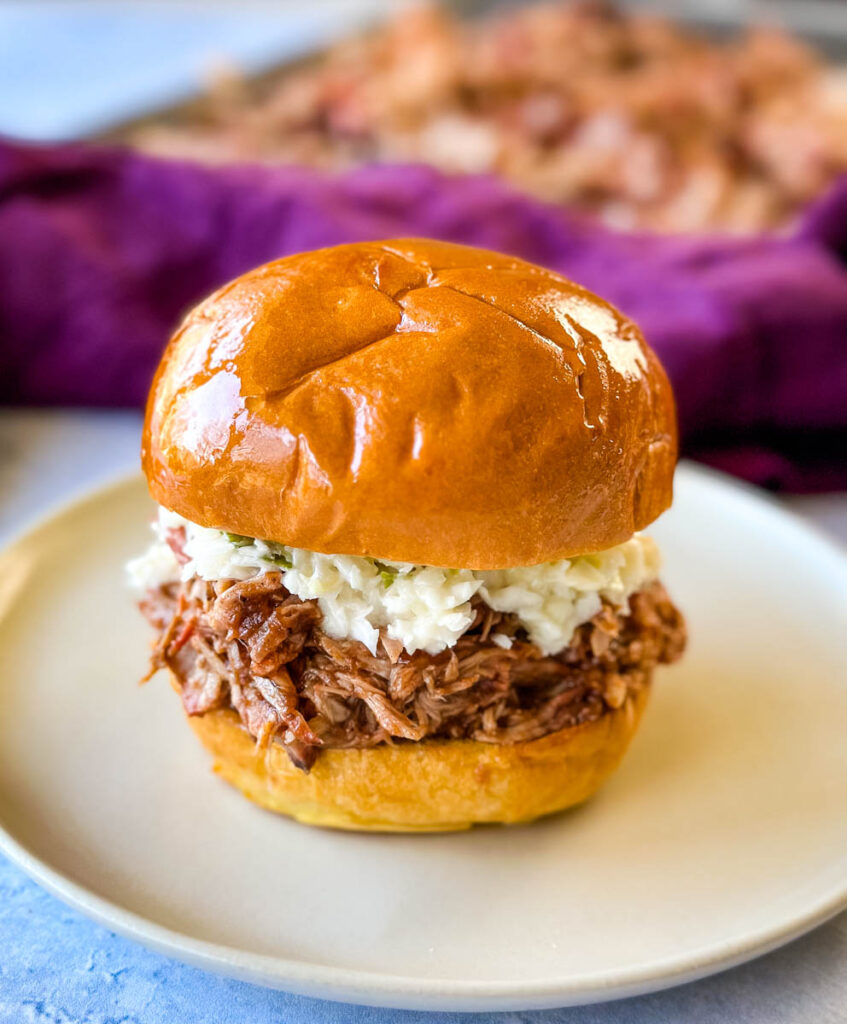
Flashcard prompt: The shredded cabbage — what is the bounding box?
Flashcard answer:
[127,507,660,657]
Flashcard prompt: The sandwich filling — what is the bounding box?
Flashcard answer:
[130,509,685,770]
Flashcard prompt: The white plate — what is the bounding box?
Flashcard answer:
[0,463,845,1011]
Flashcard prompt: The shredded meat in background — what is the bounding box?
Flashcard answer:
[141,574,685,772]
[118,1,847,233]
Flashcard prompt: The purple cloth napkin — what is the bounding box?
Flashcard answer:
[1,139,845,490]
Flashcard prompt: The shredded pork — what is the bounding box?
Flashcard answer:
[140,572,685,771]
[120,2,847,234]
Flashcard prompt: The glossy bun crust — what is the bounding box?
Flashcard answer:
[184,678,650,831]
[143,239,676,567]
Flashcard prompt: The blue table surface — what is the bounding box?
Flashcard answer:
[2,852,845,1024]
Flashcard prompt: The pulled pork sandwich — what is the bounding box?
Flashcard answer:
[129,238,686,831]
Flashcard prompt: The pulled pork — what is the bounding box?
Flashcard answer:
[120,3,847,234]
[140,574,685,771]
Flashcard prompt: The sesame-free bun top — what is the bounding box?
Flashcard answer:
[142,239,677,569]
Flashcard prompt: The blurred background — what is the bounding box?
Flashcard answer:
[10,0,847,230]
[1,0,846,542]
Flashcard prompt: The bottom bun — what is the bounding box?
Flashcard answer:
[179,673,651,832]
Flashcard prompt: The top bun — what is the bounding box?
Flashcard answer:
[142,239,676,569]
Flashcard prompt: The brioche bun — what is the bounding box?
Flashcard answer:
[182,676,650,832]
[142,239,676,568]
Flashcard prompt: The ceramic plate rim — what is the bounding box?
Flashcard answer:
[0,463,845,1012]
